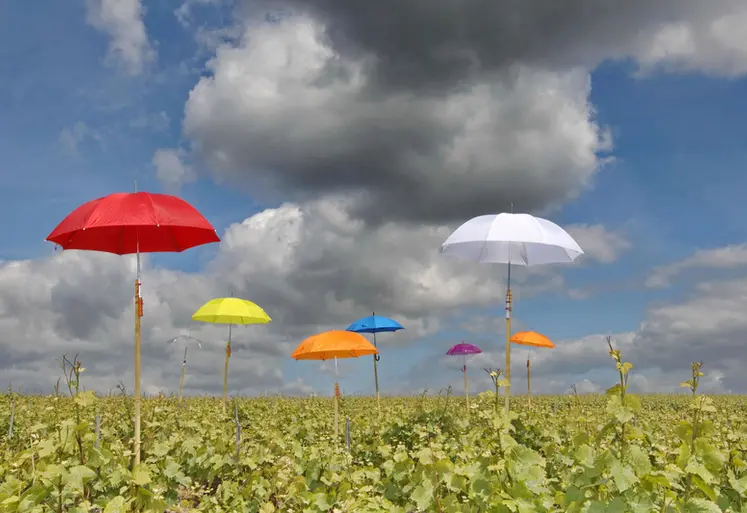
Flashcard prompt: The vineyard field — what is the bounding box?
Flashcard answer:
[2,369,747,511]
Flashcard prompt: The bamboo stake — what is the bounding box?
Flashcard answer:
[179,346,187,404]
[134,277,142,465]
[504,280,512,414]
[223,326,231,416]
[527,355,531,406]
[463,356,469,412]
[334,357,340,438]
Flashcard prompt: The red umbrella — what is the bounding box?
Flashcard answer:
[47,190,220,464]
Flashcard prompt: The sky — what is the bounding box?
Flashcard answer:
[2,0,747,398]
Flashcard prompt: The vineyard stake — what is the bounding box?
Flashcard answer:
[345,418,351,453]
[234,401,241,461]
[8,398,15,439]
[95,414,101,448]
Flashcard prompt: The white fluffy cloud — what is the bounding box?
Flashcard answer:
[152,148,196,192]
[632,3,747,77]
[85,0,155,75]
[565,224,631,264]
[646,244,747,288]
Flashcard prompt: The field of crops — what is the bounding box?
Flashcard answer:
[2,358,747,512]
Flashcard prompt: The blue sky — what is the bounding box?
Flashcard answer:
[2,0,746,396]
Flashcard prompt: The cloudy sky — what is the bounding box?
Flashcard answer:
[2,0,747,398]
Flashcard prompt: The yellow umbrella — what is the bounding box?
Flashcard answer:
[192,297,271,414]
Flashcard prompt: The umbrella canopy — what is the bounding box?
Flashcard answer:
[446,342,483,356]
[291,330,378,361]
[439,213,583,265]
[168,330,203,348]
[46,192,220,254]
[511,331,555,348]
[192,297,272,325]
[347,315,404,334]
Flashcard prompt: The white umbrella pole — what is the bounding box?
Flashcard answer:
[505,259,512,415]
[179,345,188,403]
[223,324,232,416]
[334,356,340,438]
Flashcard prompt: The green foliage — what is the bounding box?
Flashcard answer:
[2,355,747,511]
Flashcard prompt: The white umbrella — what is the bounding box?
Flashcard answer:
[440,212,584,412]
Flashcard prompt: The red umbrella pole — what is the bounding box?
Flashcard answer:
[134,244,143,465]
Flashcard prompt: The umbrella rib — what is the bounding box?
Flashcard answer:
[167,225,181,252]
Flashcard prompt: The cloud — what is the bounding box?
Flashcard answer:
[633,4,747,77]
[85,0,156,76]
[511,269,747,394]
[646,244,747,288]
[175,0,229,28]
[177,1,747,227]
[0,196,622,395]
[130,111,170,132]
[152,148,196,191]
[398,241,747,395]
[58,122,103,156]
[276,0,747,81]
[565,224,631,264]
[182,10,612,225]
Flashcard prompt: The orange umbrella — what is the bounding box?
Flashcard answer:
[510,331,555,349]
[510,331,554,402]
[291,330,378,360]
[291,330,378,437]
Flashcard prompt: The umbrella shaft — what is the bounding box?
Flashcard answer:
[133,278,142,465]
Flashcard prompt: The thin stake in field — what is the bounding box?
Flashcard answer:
[167,332,203,404]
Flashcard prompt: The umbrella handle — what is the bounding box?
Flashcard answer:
[375,354,380,362]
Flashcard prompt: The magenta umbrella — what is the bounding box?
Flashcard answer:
[446,342,482,411]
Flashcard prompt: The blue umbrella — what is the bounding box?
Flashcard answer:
[347,313,404,412]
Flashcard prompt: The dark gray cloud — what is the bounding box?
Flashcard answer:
[272,0,691,90]
[176,0,747,224]
[183,7,611,224]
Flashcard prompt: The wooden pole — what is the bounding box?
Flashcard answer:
[334,357,340,438]
[463,355,469,412]
[504,279,512,414]
[134,277,142,465]
[527,355,531,406]
[179,346,187,403]
[133,183,142,465]
[223,325,231,416]
[371,311,381,417]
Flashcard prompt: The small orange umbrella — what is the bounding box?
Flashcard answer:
[510,331,554,402]
[291,330,378,437]
[292,330,379,360]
